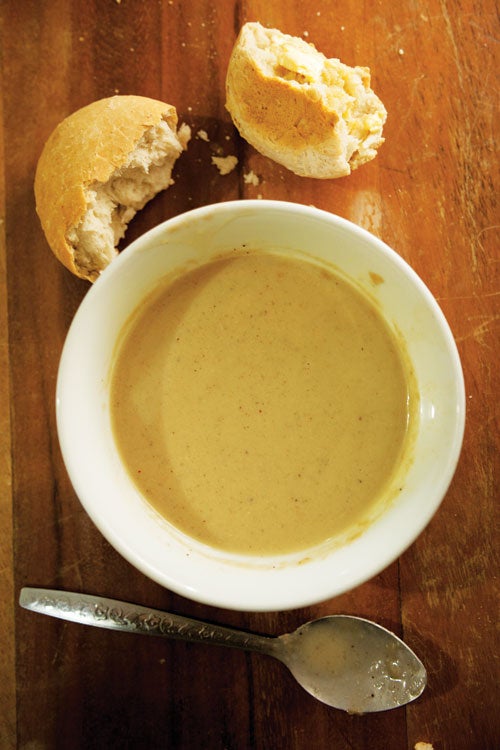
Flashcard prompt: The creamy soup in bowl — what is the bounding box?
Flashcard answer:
[109,251,415,556]
[56,200,465,611]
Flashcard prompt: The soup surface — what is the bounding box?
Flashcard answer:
[110,251,413,555]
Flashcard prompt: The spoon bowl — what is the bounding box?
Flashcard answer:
[20,587,426,714]
[278,615,426,713]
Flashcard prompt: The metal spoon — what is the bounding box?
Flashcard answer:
[19,587,426,714]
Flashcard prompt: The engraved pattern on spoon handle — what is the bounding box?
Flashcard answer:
[19,588,275,655]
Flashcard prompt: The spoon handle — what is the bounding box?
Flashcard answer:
[19,587,276,656]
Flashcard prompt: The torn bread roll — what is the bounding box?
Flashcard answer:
[35,95,191,281]
[225,22,387,179]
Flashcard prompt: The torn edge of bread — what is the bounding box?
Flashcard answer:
[67,119,191,280]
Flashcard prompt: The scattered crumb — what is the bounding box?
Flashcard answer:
[398,48,405,55]
[415,743,434,750]
[257,193,263,199]
[340,25,345,31]
[196,129,210,142]
[303,31,309,37]
[78,36,85,42]
[178,123,192,143]
[114,88,120,94]
[211,155,238,175]
[243,170,260,186]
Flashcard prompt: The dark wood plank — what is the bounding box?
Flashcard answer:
[0,18,16,745]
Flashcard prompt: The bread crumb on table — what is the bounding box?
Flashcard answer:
[196,129,210,142]
[415,743,434,750]
[211,155,238,175]
[243,170,260,186]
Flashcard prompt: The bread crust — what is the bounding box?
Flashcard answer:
[34,95,183,280]
[226,23,387,179]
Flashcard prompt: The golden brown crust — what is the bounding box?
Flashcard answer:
[34,95,179,279]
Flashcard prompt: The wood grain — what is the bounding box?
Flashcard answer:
[0,14,16,744]
[1,1,498,748]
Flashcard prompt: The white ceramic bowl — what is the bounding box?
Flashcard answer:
[56,200,465,611]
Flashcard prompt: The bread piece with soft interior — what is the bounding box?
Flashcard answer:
[35,95,191,281]
[225,22,387,179]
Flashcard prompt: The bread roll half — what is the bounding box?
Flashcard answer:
[226,22,387,179]
[35,95,191,281]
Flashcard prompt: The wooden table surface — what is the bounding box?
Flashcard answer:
[1,1,498,748]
